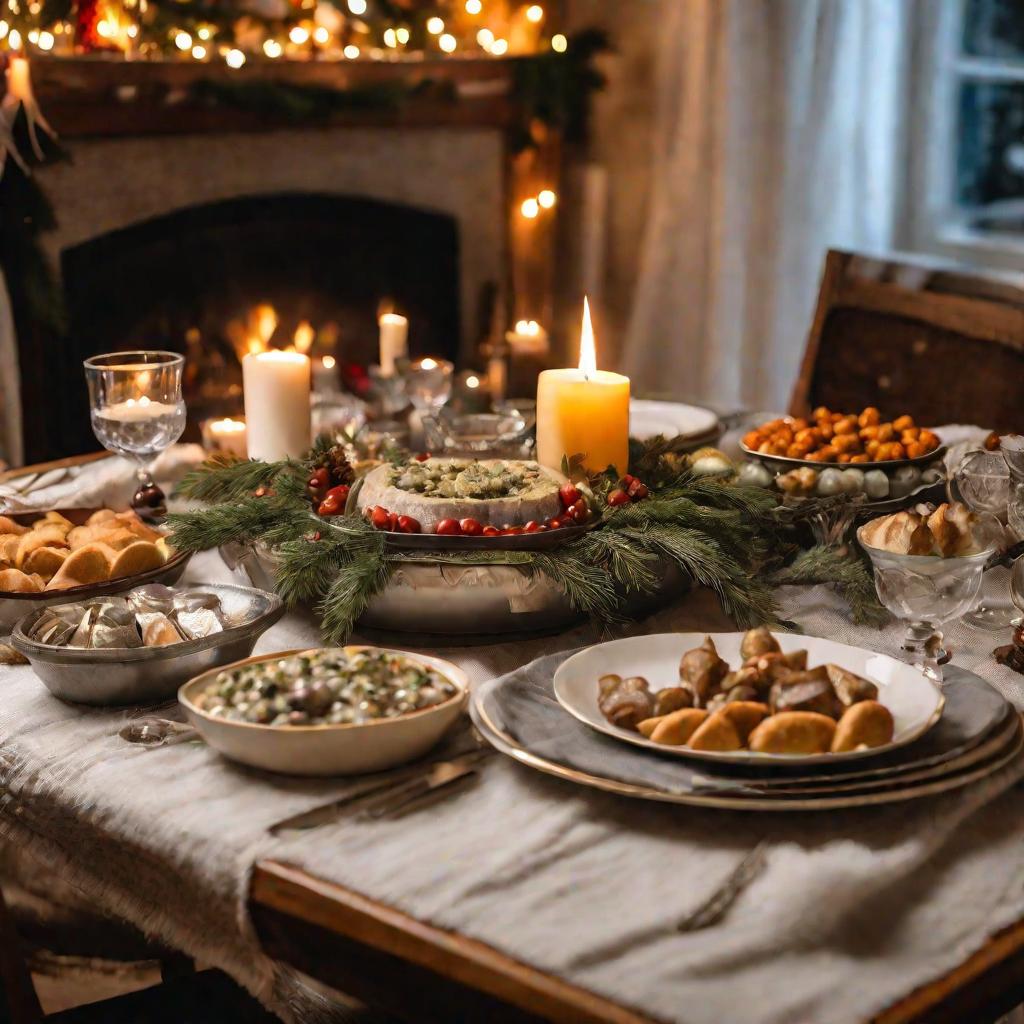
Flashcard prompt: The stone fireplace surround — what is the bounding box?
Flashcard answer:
[37,124,505,361]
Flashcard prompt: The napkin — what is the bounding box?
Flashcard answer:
[0,444,206,515]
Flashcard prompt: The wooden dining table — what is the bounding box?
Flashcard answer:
[2,451,1024,1024]
[248,860,1024,1023]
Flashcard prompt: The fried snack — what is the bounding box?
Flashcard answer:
[113,510,164,543]
[744,409,940,463]
[43,511,74,529]
[22,546,68,578]
[0,516,29,535]
[93,528,145,552]
[650,708,708,746]
[927,503,961,557]
[0,535,20,565]
[15,527,68,569]
[716,701,770,743]
[748,711,837,754]
[825,665,878,707]
[86,509,118,526]
[859,511,933,555]
[740,626,781,661]
[678,636,729,705]
[0,569,43,592]
[44,544,115,591]
[653,686,693,716]
[109,541,164,579]
[637,716,665,738]
[831,700,894,752]
[688,712,743,751]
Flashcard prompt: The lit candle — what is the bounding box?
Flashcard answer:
[378,313,408,376]
[536,298,630,474]
[312,354,337,394]
[242,350,311,461]
[202,417,247,458]
[98,395,179,422]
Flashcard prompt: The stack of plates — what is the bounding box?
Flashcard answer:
[471,634,1022,811]
[629,399,721,450]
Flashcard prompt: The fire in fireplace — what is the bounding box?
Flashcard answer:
[28,192,461,461]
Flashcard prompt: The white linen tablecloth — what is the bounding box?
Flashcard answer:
[0,449,1023,1024]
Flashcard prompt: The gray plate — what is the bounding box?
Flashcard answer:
[11,583,284,706]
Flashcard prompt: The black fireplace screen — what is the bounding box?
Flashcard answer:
[34,192,460,461]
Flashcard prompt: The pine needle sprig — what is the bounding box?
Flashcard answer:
[528,550,623,623]
[577,530,660,593]
[275,535,358,606]
[174,455,293,503]
[167,498,305,553]
[317,544,393,645]
[772,545,888,626]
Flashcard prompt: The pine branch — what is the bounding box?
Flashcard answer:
[317,545,393,645]
[174,456,290,503]
[527,550,623,624]
[773,545,889,626]
[577,531,660,593]
[167,497,305,552]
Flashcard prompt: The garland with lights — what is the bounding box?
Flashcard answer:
[166,435,885,645]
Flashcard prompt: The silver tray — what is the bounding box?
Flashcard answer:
[740,441,947,472]
[220,542,689,640]
[11,582,284,706]
[0,507,192,632]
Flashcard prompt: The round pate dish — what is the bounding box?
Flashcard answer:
[358,458,564,530]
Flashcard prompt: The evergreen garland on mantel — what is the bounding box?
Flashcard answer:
[168,436,885,645]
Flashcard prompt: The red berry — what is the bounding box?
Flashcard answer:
[559,483,581,508]
[388,512,400,531]
[436,519,462,536]
[503,526,524,536]
[571,503,589,523]
[546,517,563,529]
[317,495,342,517]
[309,467,329,486]
[482,525,501,536]
[397,515,422,534]
[324,484,350,505]
[607,489,630,507]
[621,474,636,488]
[627,480,649,500]
[535,524,549,532]
[414,452,431,462]
[459,518,483,536]
[370,505,391,530]
[523,520,540,533]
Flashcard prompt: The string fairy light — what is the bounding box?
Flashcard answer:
[396,26,409,44]
[438,32,456,52]
[538,189,556,208]
[526,4,543,22]
[490,37,507,55]
[476,27,493,48]
[225,47,245,67]
[551,32,567,52]
[465,0,482,11]
[426,16,444,34]
[343,43,360,58]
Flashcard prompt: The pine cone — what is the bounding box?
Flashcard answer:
[307,445,354,503]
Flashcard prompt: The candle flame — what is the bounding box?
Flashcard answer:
[578,296,596,379]
[322,355,336,369]
[466,374,480,388]
[420,357,438,370]
[293,320,315,354]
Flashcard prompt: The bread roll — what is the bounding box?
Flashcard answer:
[22,545,68,579]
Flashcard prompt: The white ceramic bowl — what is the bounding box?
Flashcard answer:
[179,645,468,776]
[554,632,944,764]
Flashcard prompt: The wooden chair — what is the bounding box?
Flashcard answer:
[790,249,1024,433]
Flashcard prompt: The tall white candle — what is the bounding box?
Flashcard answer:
[243,350,311,461]
[379,313,408,376]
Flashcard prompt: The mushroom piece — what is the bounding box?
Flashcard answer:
[653,686,694,717]
[597,676,655,731]
[739,626,781,661]
[706,684,760,714]
[769,669,843,720]
[825,664,879,707]
[678,636,729,706]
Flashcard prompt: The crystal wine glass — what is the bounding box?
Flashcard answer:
[858,514,1003,683]
[404,358,454,414]
[948,449,1017,629]
[84,351,186,519]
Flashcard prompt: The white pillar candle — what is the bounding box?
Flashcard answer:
[202,417,248,458]
[243,350,311,461]
[378,313,408,376]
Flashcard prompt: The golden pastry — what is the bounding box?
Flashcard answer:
[0,568,43,593]
[0,516,28,535]
[45,544,115,591]
[858,511,933,555]
[650,708,708,746]
[748,711,836,754]
[716,701,770,742]
[22,546,68,578]
[687,712,742,751]
[831,700,894,752]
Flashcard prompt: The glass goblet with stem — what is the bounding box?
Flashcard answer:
[84,351,186,519]
[857,514,1003,684]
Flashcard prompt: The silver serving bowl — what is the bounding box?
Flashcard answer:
[740,440,947,472]
[11,583,285,706]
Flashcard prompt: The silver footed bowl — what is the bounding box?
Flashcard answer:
[11,583,284,707]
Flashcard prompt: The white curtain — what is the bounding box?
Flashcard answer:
[0,268,22,467]
[621,0,915,411]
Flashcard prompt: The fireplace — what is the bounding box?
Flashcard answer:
[26,192,461,460]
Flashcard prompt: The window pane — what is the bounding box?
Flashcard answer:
[958,80,1024,231]
[963,0,1024,59]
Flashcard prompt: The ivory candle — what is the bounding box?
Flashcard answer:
[536,298,629,474]
[202,417,248,458]
[378,313,408,376]
[243,350,311,461]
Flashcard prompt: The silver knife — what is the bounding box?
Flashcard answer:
[269,749,489,834]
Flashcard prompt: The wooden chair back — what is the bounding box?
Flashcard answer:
[790,249,1024,433]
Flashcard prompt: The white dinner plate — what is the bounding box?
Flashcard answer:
[553,632,944,765]
[629,399,720,442]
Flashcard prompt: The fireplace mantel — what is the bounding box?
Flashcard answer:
[31,55,522,138]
